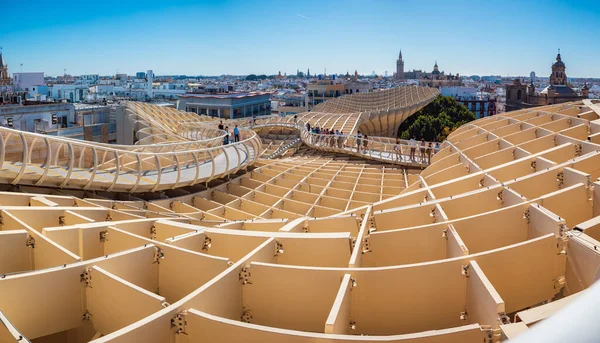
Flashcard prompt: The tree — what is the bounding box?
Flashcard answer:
[245,74,258,81]
[397,95,475,141]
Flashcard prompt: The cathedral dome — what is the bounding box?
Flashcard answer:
[432,61,440,75]
[552,53,565,68]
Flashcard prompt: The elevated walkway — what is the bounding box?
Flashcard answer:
[0,104,261,192]
[0,87,441,193]
[252,120,434,168]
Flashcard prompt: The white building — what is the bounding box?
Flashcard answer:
[89,84,115,95]
[0,102,74,132]
[440,87,478,97]
[12,72,44,91]
[49,84,89,102]
[78,74,99,85]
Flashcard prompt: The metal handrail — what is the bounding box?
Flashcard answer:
[250,119,440,167]
[0,99,441,193]
[0,107,262,193]
[265,138,302,159]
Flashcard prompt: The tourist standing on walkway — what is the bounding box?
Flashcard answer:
[233,125,240,142]
[420,138,426,162]
[293,114,297,125]
[224,126,229,144]
[218,121,224,130]
[394,137,401,161]
[356,131,362,153]
[426,142,433,164]
[434,142,440,154]
[409,136,417,161]
[363,134,368,153]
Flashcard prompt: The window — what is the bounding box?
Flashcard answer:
[517,89,522,100]
[507,89,511,99]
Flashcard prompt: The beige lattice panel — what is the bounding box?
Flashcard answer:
[313,86,440,137]
[0,100,600,343]
[249,86,439,137]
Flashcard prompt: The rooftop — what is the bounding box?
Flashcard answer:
[539,84,577,95]
[0,92,598,343]
[180,91,271,99]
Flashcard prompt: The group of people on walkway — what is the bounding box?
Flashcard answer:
[404,137,440,165]
[218,121,241,144]
[305,125,440,165]
[216,117,440,165]
[308,126,347,149]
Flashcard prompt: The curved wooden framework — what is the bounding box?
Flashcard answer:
[0,97,600,343]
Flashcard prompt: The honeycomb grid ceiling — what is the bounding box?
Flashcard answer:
[0,94,599,343]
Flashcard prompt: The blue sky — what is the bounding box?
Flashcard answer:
[1,0,599,77]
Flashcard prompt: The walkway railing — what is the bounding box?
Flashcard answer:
[0,123,261,193]
[0,106,439,193]
[250,119,438,167]
[305,133,434,167]
[264,138,302,159]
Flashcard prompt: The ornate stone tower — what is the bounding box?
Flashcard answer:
[582,83,590,98]
[0,49,11,86]
[396,50,404,80]
[549,50,567,86]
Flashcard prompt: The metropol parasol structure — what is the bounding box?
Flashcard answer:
[0,85,599,343]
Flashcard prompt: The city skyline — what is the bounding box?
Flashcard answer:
[1,0,600,77]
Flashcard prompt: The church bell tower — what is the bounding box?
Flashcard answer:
[396,50,404,80]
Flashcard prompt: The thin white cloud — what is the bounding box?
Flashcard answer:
[296,14,311,20]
